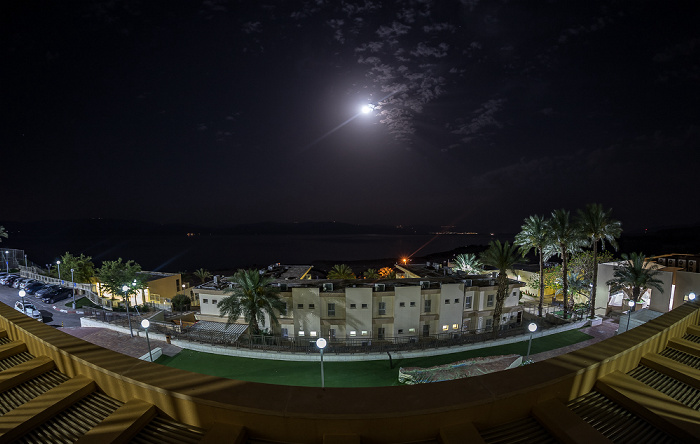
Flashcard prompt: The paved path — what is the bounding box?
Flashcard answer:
[59,327,182,359]
[528,317,619,362]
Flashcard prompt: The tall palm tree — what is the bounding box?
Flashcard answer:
[0,226,7,242]
[378,267,396,279]
[452,253,483,274]
[327,264,356,279]
[479,240,522,338]
[217,269,286,335]
[606,253,664,312]
[577,204,622,318]
[549,209,584,319]
[514,215,554,317]
[193,268,213,284]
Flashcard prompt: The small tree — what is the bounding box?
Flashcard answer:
[59,252,96,283]
[171,293,191,311]
[96,258,148,306]
[606,253,664,311]
[327,264,356,279]
[378,267,396,279]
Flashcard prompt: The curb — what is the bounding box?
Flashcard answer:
[52,305,87,315]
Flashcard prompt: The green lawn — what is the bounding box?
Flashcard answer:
[156,329,593,387]
[65,297,100,309]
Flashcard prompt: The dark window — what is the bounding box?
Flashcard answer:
[465,296,473,309]
[399,302,405,307]
[377,327,385,339]
[297,304,303,309]
[308,303,315,309]
[350,303,356,309]
[378,302,386,315]
[410,301,416,307]
[424,299,431,313]
[327,303,335,316]
[361,303,368,309]
[202,299,208,304]
[445,299,450,304]
[487,294,494,307]
[176,279,180,291]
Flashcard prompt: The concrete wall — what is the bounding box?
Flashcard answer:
[344,287,372,338]
[394,286,421,336]
[292,287,321,338]
[7,299,698,443]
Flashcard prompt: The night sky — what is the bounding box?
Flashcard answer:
[3,1,699,234]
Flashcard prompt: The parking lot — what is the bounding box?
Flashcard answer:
[0,279,82,328]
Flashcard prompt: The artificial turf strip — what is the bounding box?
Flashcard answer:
[155,329,593,387]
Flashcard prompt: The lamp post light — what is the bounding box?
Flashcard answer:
[689,292,696,302]
[19,290,26,306]
[141,319,153,362]
[123,285,134,337]
[24,254,27,267]
[71,268,76,309]
[525,323,538,362]
[626,300,635,331]
[316,337,327,388]
[56,260,61,282]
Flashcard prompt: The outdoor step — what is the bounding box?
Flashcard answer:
[0,355,55,393]
[0,374,95,442]
[595,370,700,443]
[439,422,484,444]
[75,398,156,444]
[0,340,27,360]
[668,338,700,358]
[531,398,613,444]
[640,353,700,390]
[686,325,700,337]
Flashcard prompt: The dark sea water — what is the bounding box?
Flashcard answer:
[11,233,502,273]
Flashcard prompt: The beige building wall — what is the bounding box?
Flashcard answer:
[438,283,464,333]
[372,291,394,338]
[421,289,440,335]
[292,287,321,338]
[394,286,421,336]
[672,271,700,309]
[648,270,674,313]
[345,287,373,338]
[321,294,346,339]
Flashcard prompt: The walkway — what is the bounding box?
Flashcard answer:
[529,317,619,362]
[59,327,182,359]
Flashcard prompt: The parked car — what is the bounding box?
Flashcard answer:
[14,301,43,321]
[43,289,72,304]
[25,282,48,295]
[19,279,39,290]
[35,285,62,297]
[12,278,32,288]
[2,275,20,286]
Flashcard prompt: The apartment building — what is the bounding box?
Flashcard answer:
[194,266,524,339]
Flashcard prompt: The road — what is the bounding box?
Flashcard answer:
[0,283,82,328]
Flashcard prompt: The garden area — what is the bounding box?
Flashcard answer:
[155,329,593,387]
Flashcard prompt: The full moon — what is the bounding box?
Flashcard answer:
[361,104,373,114]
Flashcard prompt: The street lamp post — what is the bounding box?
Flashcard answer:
[56,261,61,282]
[316,337,327,388]
[4,251,8,274]
[123,285,134,337]
[24,254,27,267]
[141,319,153,362]
[525,323,538,362]
[626,300,635,331]
[19,290,26,306]
[71,268,76,309]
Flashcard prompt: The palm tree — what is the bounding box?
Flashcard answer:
[479,240,522,338]
[327,264,356,279]
[217,269,286,335]
[606,253,664,312]
[452,253,483,274]
[514,215,554,317]
[193,268,212,284]
[0,226,7,242]
[363,268,379,279]
[549,209,584,319]
[577,204,622,319]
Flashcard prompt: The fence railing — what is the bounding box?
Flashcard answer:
[87,311,573,354]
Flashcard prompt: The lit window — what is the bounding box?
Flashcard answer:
[442,325,449,331]
[408,328,415,333]
[452,324,459,330]
[350,330,357,336]
[310,331,317,337]
[361,330,368,336]
[298,331,305,336]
